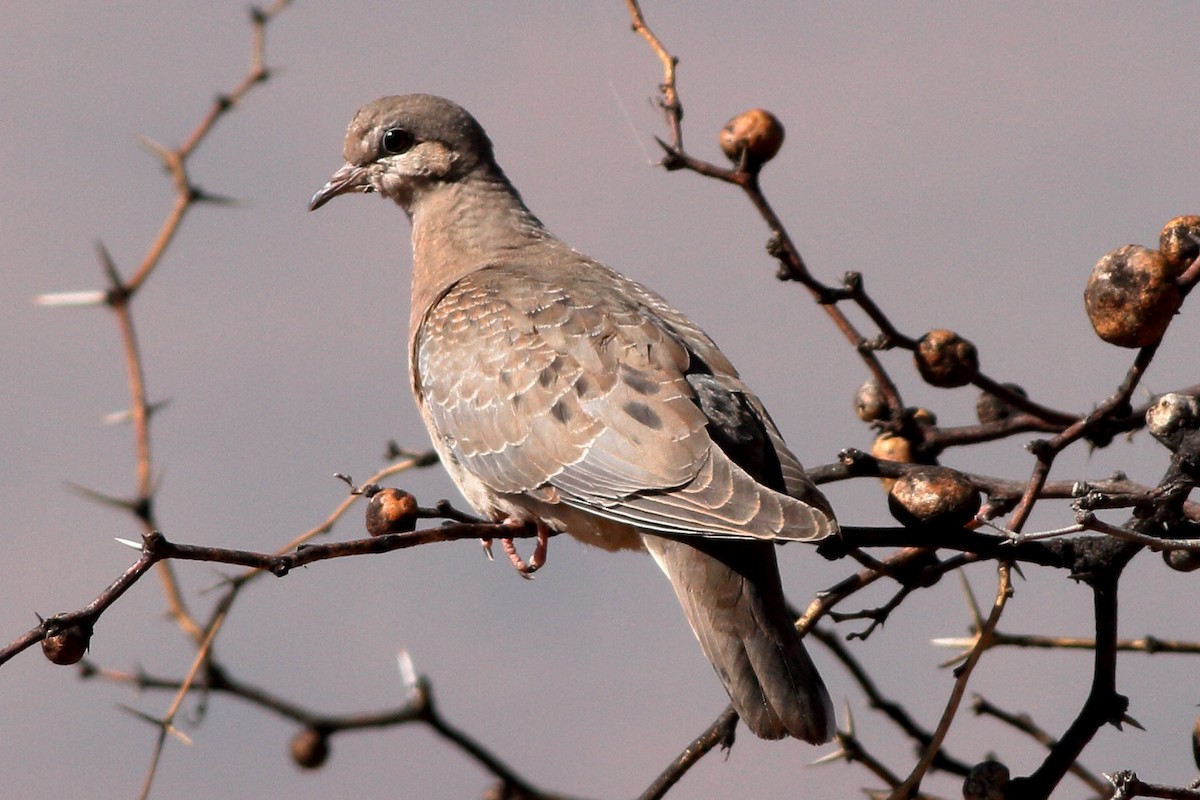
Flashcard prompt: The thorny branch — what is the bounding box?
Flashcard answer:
[970,696,1109,794]
[622,2,1199,798]
[37,0,294,647]
[10,2,1200,800]
[890,564,1013,799]
[85,657,584,800]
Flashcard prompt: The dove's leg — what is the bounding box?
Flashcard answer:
[487,518,550,577]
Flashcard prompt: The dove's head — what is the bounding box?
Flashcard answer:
[309,94,496,213]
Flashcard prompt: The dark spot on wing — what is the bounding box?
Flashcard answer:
[623,401,662,430]
[538,357,564,388]
[619,364,660,396]
[551,399,572,423]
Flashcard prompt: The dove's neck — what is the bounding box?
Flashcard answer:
[408,167,555,334]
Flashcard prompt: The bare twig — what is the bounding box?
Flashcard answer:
[888,564,1013,799]
[970,695,1108,794]
[1107,771,1200,800]
[637,707,739,800]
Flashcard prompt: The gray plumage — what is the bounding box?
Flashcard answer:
[310,94,837,742]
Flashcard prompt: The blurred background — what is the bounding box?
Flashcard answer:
[3,3,1199,797]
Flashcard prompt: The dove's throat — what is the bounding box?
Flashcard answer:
[408,167,554,336]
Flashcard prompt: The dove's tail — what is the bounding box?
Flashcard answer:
[642,533,834,743]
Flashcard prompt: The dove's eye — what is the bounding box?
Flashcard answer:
[381,127,415,155]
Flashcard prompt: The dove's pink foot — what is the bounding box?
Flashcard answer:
[499,519,549,578]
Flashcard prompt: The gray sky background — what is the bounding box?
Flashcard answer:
[3,3,1200,798]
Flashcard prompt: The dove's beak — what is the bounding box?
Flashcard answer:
[309,162,373,211]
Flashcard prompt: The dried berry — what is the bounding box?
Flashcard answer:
[854,379,889,422]
[1084,244,1182,348]
[290,727,330,769]
[365,487,418,536]
[909,407,937,427]
[963,760,1010,800]
[41,624,90,666]
[975,383,1027,424]
[1146,392,1200,448]
[719,108,785,167]
[888,547,943,588]
[914,329,979,388]
[1164,548,1200,573]
[871,433,913,463]
[1160,215,1200,270]
[871,433,913,491]
[887,466,980,528]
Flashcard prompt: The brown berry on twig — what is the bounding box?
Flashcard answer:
[290,727,330,769]
[719,108,785,168]
[909,407,937,427]
[871,433,913,464]
[1159,215,1200,270]
[365,487,419,536]
[914,329,979,388]
[854,378,889,422]
[887,466,980,528]
[41,623,91,666]
[871,432,914,491]
[1084,244,1182,348]
[1164,548,1200,573]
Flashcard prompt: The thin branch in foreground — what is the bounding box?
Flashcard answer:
[637,707,739,800]
[34,0,297,651]
[83,657,585,800]
[810,627,973,780]
[624,0,683,150]
[0,488,513,667]
[934,631,1200,656]
[890,564,1013,800]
